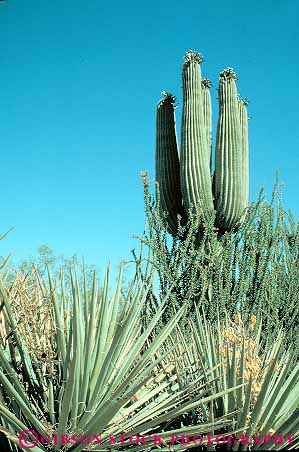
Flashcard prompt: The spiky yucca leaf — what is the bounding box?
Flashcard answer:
[0,229,13,286]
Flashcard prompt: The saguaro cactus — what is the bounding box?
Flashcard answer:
[155,93,187,235]
[180,51,214,221]
[214,68,243,230]
[155,51,249,237]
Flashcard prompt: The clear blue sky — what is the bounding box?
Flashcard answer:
[0,0,298,275]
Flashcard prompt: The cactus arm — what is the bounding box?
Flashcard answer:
[238,98,250,213]
[201,78,213,173]
[180,51,214,219]
[155,92,187,235]
[214,68,243,231]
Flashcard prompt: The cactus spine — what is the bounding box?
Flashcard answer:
[155,51,249,237]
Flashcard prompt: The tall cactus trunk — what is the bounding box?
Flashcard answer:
[180,51,214,222]
[155,92,187,235]
[201,78,213,174]
[214,68,244,231]
[238,98,249,215]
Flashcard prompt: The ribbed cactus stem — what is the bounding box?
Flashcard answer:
[214,68,243,230]
[180,51,214,219]
[155,92,187,235]
[154,52,250,240]
[201,78,213,173]
[238,98,249,214]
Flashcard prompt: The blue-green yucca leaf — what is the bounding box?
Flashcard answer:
[47,380,55,426]
[0,253,12,277]
[0,426,45,452]
[236,337,246,416]
[0,367,47,436]
[256,357,294,434]
[70,269,83,429]
[0,346,31,408]
[0,280,42,393]
[76,290,185,434]
[77,288,146,429]
[78,269,98,416]
[47,267,66,362]
[233,375,252,452]
[88,262,124,394]
[0,227,14,242]
[228,343,237,415]
[54,357,77,449]
[0,404,36,442]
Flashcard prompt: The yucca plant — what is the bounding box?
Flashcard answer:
[157,308,299,451]
[0,258,243,452]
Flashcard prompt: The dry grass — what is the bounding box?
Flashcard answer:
[221,314,265,400]
[1,267,58,378]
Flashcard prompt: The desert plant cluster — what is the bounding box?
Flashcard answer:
[0,51,299,452]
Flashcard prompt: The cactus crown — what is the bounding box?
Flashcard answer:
[158,91,177,108]
[219,67,238,82]
[183,50,204,64]
[201,78,212,88]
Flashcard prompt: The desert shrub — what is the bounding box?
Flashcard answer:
[133,175,299,356]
